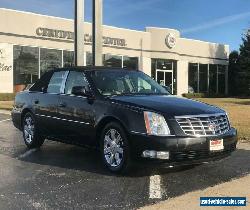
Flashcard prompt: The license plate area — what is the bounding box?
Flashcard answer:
[210,139,224,152]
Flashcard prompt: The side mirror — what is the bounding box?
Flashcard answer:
[72,86,93,98]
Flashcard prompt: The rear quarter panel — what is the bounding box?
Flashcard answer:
[12,91,35,130]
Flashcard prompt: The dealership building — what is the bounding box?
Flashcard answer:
[0,8,229,95]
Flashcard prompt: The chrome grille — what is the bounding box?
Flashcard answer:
[176,114,230,136]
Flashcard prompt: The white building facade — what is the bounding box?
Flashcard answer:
[0,8,229,95]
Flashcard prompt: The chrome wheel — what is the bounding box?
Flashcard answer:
[23,116,35,144]
[104,128,124,167]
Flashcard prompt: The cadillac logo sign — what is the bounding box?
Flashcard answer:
[165,33,176,48]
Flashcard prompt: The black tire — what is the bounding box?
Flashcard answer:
[22,112,45,149]
[100,122,131,174]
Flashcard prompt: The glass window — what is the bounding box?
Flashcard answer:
[29,71,53,92]
[123,56,138,70]
[151,59,156,80]
[156,59,173,70]
[86,52,93,66]
[40,48,62,76]
[218,65,226,94]
[188,63,198,93]
[47,71,65,94]
[103,54,122,67]
[65,71,89,94]
[199,64,208,93]
[209,64,217,94]
[63,51,74,67]
[13,45,39,86]
[89,70,169,96]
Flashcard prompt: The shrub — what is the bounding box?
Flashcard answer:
[0,93,16,101]
[182,93,206,98]
[182,93,226,98]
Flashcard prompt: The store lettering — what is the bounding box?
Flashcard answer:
[36,27,127,47]
[36,27,74,40]
[0,63,12,72]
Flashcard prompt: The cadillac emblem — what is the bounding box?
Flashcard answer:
[165,33,176,48]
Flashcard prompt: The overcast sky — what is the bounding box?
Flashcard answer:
[0,0,249,51]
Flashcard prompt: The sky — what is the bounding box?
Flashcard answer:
[0,0,249,51]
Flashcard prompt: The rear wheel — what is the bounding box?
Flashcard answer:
[22,112,45,149]
[100,122,131,174]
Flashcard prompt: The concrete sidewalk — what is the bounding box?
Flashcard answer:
[0,109,11,115]
[141,175,249,210]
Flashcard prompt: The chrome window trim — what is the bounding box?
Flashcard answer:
[36,114,90,125]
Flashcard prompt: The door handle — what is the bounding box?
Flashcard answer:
[34,99,39,104]
[59,102,66,107]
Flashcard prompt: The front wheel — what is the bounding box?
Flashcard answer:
[100,122,131,174]
[22,112,45,149]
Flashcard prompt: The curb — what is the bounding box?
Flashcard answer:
[0,109,11,115]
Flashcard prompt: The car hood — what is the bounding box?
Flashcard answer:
[109,95,224,118]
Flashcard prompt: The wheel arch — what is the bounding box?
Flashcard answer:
[96,116,129,147]
[21,108,34,127]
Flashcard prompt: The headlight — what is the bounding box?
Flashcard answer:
[144,111,171,136]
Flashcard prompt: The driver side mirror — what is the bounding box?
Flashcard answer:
[72,86,93,98]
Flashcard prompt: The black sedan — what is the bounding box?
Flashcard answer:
[12,67,237,173]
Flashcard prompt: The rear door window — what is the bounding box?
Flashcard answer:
[47,71,66,94]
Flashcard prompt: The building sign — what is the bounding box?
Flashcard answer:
[0,44,13,93]
[165,33,176,49]
[0,49,12,72]
[36,27,127,47]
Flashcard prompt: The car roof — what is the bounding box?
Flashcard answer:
[52,66,139,73]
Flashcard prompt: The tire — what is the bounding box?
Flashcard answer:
[100,122,131,174]
[22,112,45,149]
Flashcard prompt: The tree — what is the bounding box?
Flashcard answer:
[238,30,250,96]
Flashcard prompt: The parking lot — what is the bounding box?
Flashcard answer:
[0,113,249,210]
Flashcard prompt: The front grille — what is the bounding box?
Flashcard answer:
[176,113,230,136]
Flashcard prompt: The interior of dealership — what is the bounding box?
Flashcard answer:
[0,8,229,95]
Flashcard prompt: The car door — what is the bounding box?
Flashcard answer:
[57,70,96,146]
[33,70,68,137]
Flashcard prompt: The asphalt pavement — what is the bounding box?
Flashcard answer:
[0,113,249,210]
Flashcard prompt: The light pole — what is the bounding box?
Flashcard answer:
[92,0,103,66]
[74,0,85,66]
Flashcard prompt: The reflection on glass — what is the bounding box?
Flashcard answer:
[13,45,39,85]
[188,63,198,93]
[209,64,217,94]
[156,59,172,70]
[123,56,138,70]
[40,48,62,76]
[63,51,74,67]
[218,65,226,94]
[199,64,208,93]
[103,54,122,67]
[86,52,93,66]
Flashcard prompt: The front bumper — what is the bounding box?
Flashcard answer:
[130,127,237,165]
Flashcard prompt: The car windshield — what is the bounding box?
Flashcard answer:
[89,70,170,96]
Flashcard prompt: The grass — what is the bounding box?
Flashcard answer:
[0,98,249,142]
[196,98,250,142]
[0,101,13,111]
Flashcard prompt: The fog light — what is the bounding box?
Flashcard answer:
[142,150,169,160]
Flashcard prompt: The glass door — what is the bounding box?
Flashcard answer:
[156,69,173,94]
